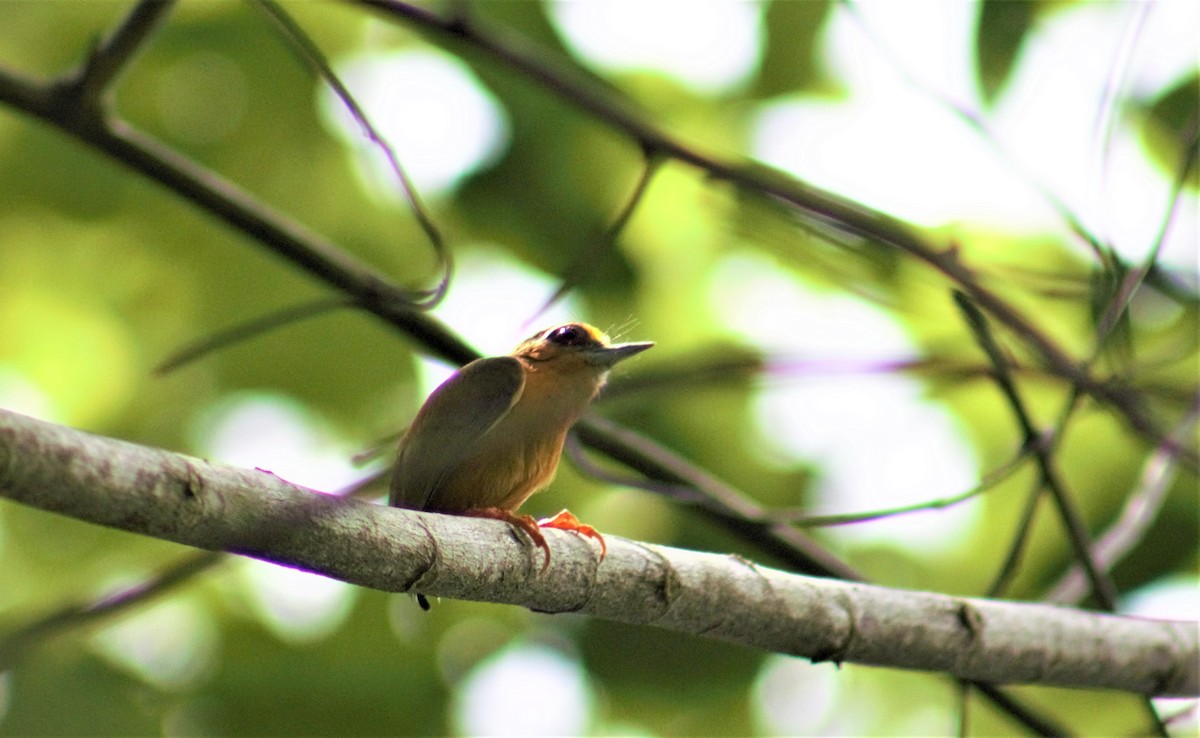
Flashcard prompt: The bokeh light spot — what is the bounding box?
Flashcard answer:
[1120,574,1200,621]
[192,391,364,492]
[91,596,219,691]
[0,366,54,423]
[549,0,763,95]
[453,642,592,737]
[753,655,840,735]
[436,617,513,686]
[415,248,581,397]
[709,252,980,554]
[236,558,357,644]
[321,48,510,197]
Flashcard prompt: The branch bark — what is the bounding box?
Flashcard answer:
[2,408,1195,698]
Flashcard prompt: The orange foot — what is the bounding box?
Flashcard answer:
[465,507,551,573]
[464,508,607,574]
[539,509,607,560]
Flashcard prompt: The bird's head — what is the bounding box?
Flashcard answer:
[514,323,653,373]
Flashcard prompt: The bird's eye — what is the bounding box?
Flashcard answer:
[547,324,586,346]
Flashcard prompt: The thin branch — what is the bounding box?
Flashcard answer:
[0,68,477,366]
[0,16,867,584]
[966,682,1066,738]
[352,0,1194,468]
[985,478,1046,599]
[1094,111,1199,350]
[535,146,665,320]
[954,291,1118,609]
[610,350,1199,409]
[1046,397,1200,606]
[574,414,866,582]
[58,0,176,112]
[1,409,1195,698]
[570,431,1029,531]
[786,447,1030,528]
[1088,2,1154,263]
[0,551,223,669]
[155,295,357,374]
[251,0,452,308]
[1021,111,1199,620]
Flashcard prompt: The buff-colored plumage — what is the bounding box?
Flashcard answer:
[390,323,652,517]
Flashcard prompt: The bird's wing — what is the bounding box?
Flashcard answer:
[389,356,525,510]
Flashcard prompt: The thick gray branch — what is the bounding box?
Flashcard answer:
[1,408,1195,697]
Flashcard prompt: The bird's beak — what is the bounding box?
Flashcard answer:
[585,341,654,368]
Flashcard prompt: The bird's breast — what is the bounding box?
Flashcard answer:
[426,363,599,513]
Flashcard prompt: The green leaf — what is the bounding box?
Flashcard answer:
[755,0,833,97]
[1140,72,1200,192]
[975,0,1037,105]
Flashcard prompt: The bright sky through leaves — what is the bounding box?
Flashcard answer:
[321,48,510,198]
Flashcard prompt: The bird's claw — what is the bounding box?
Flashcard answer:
[539,509,607,560]
[465,507,606,574]
[464,507,551,572]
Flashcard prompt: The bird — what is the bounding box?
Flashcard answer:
[389,322,653,608]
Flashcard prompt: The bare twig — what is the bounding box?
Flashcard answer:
[155,295,357,374]
[574,414,865,582]
[535,146,665,319]
[1094,111,1199,349]
[0,62,475,367]
[985,478,1046,599]
[57,0,176,112]
[786,447,1030,528]
[954,291,1118,609]
[252,0,452,308]
[1046,397,1200,605]
[0,550,223,669]
[352,0,1194,467]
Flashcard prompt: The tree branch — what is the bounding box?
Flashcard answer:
[574,415,864,580]
[0,22,859,580]
[954,291,1118,609]
[353,0,1195,469]
[56,0,175,114]
[2,408,1195,698]
[0,64,474,367]
[0,550,223,669]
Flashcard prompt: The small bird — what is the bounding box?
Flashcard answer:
[390,322,653,608]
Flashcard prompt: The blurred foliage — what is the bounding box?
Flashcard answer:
[755,0,833,97]
[1,2,1197,737]
[1142,71,1200,192]
[974,0,1039,105]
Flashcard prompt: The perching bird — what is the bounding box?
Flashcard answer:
[390,322,653,607]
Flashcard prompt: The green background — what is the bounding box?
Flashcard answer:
[1,1,1196,735]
